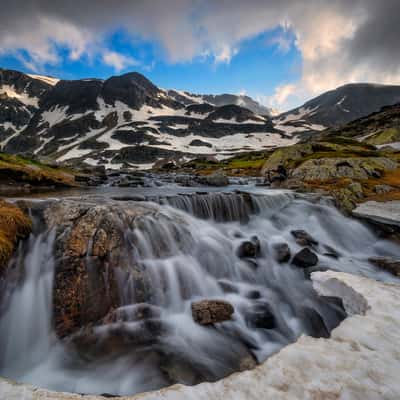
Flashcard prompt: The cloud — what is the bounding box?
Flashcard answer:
[102,51,139,72]
[268,84,297,108]
[0,0,400,109]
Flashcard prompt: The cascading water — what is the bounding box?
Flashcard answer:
[0,188,399,396]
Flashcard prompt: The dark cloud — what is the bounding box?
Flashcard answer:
[0,0,399,107]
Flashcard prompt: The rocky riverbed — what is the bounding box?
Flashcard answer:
[0,184,399,397]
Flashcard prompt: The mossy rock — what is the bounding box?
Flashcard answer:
[365,128,400,146]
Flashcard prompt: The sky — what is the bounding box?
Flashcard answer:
[0,0,399,112]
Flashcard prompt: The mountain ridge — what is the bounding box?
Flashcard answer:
[1,67,400,169]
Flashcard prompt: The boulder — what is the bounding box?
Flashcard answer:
[237,237,261,258]
[369,257,400,277]
[191,300,234,325]
[292,248,319,268]
[291,157,397,181]
[272,242,291,263]
[245,302,275,329]
[203,171,229,187]
[43,199,165,338]
[291,230,319,247]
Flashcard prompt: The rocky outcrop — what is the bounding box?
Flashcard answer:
[44,199,163,338]
[291,157,397,181]
[191,300,234,325]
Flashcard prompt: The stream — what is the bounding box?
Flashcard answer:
[0,184,399,396]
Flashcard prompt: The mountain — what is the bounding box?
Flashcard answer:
[321,102,400,149]
[1,68,400,170]
[0,68,291,169]
[167,90,272,115]
[274,83,400,133]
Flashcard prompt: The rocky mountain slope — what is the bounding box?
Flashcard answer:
[274,83,400,132]
[1,68,400,169]
[320,102,400,149]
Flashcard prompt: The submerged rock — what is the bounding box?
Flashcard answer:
[292,248,319,268]
[245,302,275,330]
[191,300,234,325]
[369,257,400,277]
[272,242,291,263]
[291,230,319,247]
[237,236,261,258]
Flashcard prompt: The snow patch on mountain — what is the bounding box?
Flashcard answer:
[0,84,39,107]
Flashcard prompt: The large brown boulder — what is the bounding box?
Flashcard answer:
[44,199,165,338]
[191,300,234,325]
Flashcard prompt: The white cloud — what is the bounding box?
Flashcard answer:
[102,50,139,71]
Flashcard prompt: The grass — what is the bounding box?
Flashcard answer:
[0,200,31,273]
[0,152,78,187]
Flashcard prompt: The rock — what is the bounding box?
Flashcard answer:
[323,245,341,259]
[291,230,319,247]
[272,242,291,263]
[348,181,364,200]
[353,201,400,227]
[298,306,329,338]
[203,171,229,187]
[191,300,234,325]
[292,248,319,268]
[245,302,275,329]
[369,257,400,276]
[374,184,394,194]
[43,199,163,338]
[237,237,261,258]
[291,157,397,181]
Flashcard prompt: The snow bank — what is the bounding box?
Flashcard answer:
[1,270,400,399]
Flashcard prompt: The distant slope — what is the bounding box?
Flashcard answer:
[167,90,272,116]
[275,83,400,130]
[321,103,400,149]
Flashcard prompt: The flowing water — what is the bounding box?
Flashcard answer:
[0,187,399,396]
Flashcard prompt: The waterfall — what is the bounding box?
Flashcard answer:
[0,189,399,396]
[0,229,56,376]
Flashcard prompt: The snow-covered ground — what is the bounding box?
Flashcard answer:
[2,270,399,399]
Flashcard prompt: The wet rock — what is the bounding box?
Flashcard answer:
[323,245,341,259]
[272,242,291,263]
[203,171,229,187]
[245,301,275,329]
[291,230,319,247]
[369,257,400,277]
[246,290,261,300]
[44,199,160,338]
[292,248,319,268]
[191,300,234,325]
[298,306,329,338]
[218,280,240,293]
[237,237,261,258]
